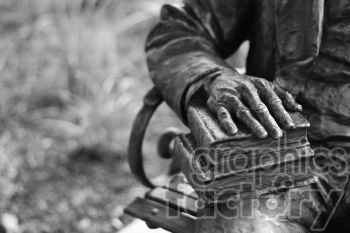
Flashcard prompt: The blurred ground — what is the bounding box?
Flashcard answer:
[0,0,250,232]
[0,0,184,232]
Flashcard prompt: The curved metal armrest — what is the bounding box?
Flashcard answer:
[128,87,163,188]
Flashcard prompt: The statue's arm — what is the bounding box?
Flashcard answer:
[146,0,252,122]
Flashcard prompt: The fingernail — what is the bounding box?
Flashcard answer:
[272,127,283,139]
[257,128,268,138]
[297,104,303,112]
[284,118,295,129]
[228,126,238,136]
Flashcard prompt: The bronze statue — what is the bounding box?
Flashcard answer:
[143,0,350,232]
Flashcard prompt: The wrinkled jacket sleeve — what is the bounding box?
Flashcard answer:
[146,0,252,122]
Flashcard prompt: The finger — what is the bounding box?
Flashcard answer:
[240,83,283,138]
[265,91,295,130]
[207,96,217,113]
[274,84,302,112]
[208,97,238,136]
[252,80,295,130]
[217,106,238,136]
[228,95,268,138]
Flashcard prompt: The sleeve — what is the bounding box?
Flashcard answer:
[145,0,253,122]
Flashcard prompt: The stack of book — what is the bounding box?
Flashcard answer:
[177,100,316,204]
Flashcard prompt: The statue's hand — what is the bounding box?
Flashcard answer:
[206,75,302,139]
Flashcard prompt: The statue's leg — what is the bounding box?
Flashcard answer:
[193,143,350,233]
[312,143,350,232]
[195,187,323,233]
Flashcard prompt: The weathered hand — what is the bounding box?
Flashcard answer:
[206,74,302,139]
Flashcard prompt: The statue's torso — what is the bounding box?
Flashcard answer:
[314,0,350,83]
[247,0,350,82]
[246,0,350,141]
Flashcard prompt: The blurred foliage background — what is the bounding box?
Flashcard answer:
[0,0,187,232]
